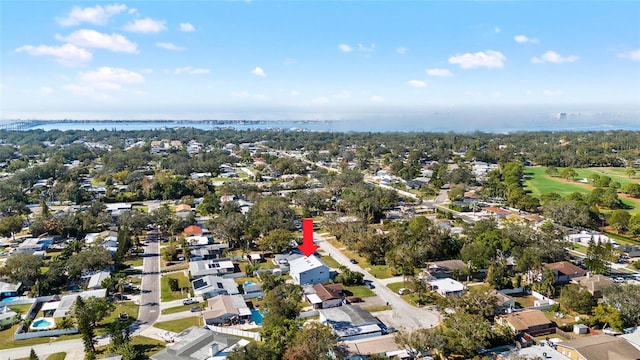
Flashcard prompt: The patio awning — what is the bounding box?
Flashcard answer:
[41,301,60,311]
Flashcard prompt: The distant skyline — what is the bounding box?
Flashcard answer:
[1,1,639,122]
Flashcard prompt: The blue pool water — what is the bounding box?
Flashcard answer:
[0,297,18,302]
[250,309,263,325]
[31,318,55,329]
[244,281,256,286]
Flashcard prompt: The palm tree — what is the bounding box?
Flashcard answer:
[115,276,128,303]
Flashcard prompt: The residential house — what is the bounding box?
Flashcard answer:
[424,259,467,279]
[306,283,344,309]
[184,225,203,237]
[53,289,107,318]
[571,274,614,298]
[0,306,18,328]
[151,326,247,360]
[189,244,229,261]
[320,305,384,341]
[191,275,239,298]
[241,282,263,300]
[619,245,640,258]
[185,236,212,246]
[484,207,511,219]
[495,309,553,334]
[492,290,517,313]
[555,334,640,360]
[429,278,465,296]
[0,281,22,300]
[86,270,110,290]
[175,204,192,219]
[189,259,235,279]
[543,261,587,284]
[289,255,330,285]
[202,295,251,325]
[620,327,640,351]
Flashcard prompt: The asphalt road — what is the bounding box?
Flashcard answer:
[137,232,161,330]
[315,233,440,330]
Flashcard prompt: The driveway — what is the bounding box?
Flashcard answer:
[314,233,440,330]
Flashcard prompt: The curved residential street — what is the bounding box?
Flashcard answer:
[314,233,440,330]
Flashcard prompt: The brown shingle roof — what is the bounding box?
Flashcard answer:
[313,283,343,302]
[571,274,614,295]
[544,261,587,277]
[498,309,552,332]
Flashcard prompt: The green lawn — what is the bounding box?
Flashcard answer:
[320,255,342,269]
[573,168,637,186]
[161,273,191,302]
[9,303,32,315]
[123,257,144,267]
[46,352,67,360]
[101,301,139,327]
[525,166,640,214]
[524,167,591,198]
[154,316,201,333]
[343,285,375,298]
[326,237,394,279]
[161,302,207,315]
[95,335,166,359]
[386,281,405,293]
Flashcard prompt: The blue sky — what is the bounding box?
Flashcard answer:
[1,1,639,121]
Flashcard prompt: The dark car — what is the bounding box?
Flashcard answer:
[348,297,363,303]
[190,306,203,312]
[349,259,358,264]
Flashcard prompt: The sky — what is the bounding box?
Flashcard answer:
[1,1,639,122]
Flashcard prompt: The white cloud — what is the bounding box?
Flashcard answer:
[617,49,640,61]
[311,97,330,104]
[140,68,153,74]
[175,66,210,75]
[371,95,383,102]
[124,18,167,34]
[15,43,92,66]
[332,90,351,99]
[338,44,353,53]
[491,91,501,98]
[251,67,266,77]
[57,4,127,26]
[426,68,454,77]
[494,26,501,33]
[290,90,299,96]
[543,89,563,96]
[253,94,268,101]
[156,42,185,51]
[63,66,144,100]
[128,8,138,15]
[525,89,533,96]
[78,67,144,88]
[358,43,375,53]
[56,29,138,53]
[397,47,408,55]
[448,50,506,69]
[179,22,196,32]
[231,91,249,97]
[407,80,427,88]
[514,35,539,44]
[40,87,54,94]
[283,58,297,65]
[531,51,579,64]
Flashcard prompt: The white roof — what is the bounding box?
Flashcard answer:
[41,301,60,311]
[307,294,322,304]
[429,278,465,293]
[289,255,327,274]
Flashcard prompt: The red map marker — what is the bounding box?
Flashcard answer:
[298,218,319,257]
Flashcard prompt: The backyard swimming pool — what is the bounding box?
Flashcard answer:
[250,309,263,325]
[0,297,19,302]
[30,317,56,331]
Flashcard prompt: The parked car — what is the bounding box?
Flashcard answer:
[183,298,197,305]
[348,297,363,303]
[190,306,203,312]
[349,259,358,264]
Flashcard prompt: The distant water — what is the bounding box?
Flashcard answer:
[4,112,640,133]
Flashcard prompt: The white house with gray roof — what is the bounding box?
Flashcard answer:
[289,255,329,285]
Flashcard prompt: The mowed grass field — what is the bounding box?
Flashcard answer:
[524,166,640,215]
